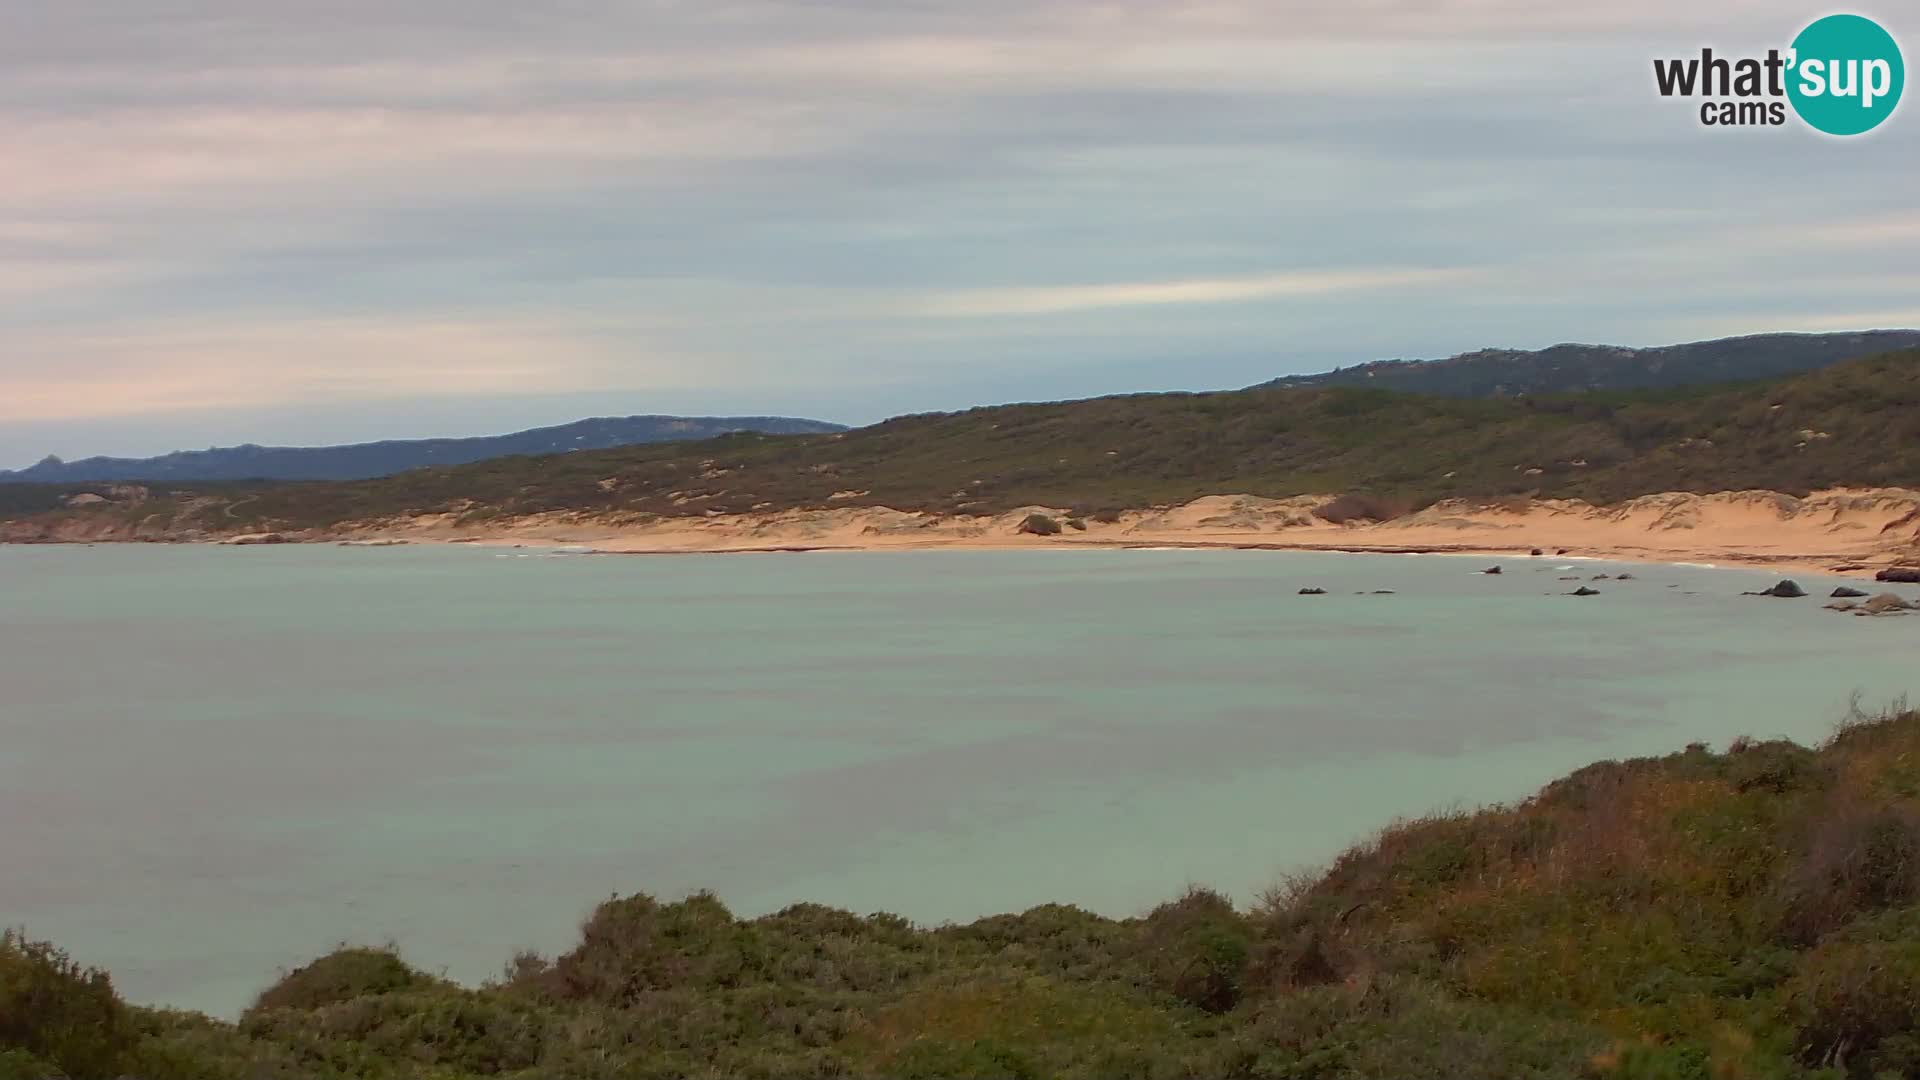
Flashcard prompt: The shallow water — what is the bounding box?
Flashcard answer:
[1,543,1916,1015]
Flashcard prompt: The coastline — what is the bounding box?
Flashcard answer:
[386,488,1920,580]
[7,486,1919,581]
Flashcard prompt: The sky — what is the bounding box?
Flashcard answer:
[2,0,1916,468]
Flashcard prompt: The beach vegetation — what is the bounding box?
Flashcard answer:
[13,705,1920,1076]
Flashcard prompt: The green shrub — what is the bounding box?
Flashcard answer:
[1017,513,1062,536]
[0,931,135,1079]
[0,1050,59,1080]
[1780,802,1920,943]
[1783,907,1920,1076]
[547,891,758,1003]
[1141,888,1251,1013]
[249,946,426,1013]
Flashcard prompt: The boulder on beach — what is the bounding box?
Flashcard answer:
[1570,586,1601,596]
[1877,567,1920,584]
[1745,580,1806,598]
[1831,586,1870,599]
[1530,548,1544,556]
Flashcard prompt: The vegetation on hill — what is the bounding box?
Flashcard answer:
[1256,331,1920,398]
[3,348,1918,537]
[0,416,847,485]
[10,703,1920,1078]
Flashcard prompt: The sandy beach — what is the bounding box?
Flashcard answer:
[313,487,1920,579]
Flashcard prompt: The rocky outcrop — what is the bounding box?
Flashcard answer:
[1747,580,1807,598]
[1877,568,1920,583]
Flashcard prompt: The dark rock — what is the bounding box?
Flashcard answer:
[1483,566,1502,575]
[1744,580,1806,598]
[1591,574,1610,581]
[1831,586,1870,598]
[1298,587,1327,595]
[1877,567,1920,584]
[1372,589,1396,595]
[1556,548,1569,555]
[1570,586,1601,596]
[1530,548,1544,556]
[1616,573,1635,581]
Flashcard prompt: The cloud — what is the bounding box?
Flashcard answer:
[914,268,1480,317]
[0,0,1916,464]
[0,314,705,423]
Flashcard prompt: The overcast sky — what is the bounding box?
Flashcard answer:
[2,1,1915,467]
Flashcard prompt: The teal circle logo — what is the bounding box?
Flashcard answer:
[1787,14,1904,135]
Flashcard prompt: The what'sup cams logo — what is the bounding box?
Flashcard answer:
[1654,13,1904,134]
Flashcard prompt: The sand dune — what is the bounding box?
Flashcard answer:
[325,487,1920,577]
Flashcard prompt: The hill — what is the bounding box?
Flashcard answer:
[0,415,847,484]
[1256,330,1920,398]
[11,702,1920,1078]
[4,347,1918,540]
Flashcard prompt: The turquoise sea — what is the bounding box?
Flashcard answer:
[2,544,1917,1016]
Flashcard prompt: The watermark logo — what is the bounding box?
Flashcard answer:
[1654,13,1904,135]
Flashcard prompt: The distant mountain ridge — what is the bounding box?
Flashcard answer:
[1,415,847,484]
[1255,330,1920,397]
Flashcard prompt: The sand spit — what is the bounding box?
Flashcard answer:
[294,488,1920,578]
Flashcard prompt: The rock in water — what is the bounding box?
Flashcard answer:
[1877,568,1920,584]
[1861,593,1915,615]
[1570,586,1601,596]
[1746,580,1806,598]
[1831,586,1870,598]
[1483,566,1502,575]
[1298,587,1327,595]
[1826,600,1861,612]
[1616,573,1636,581]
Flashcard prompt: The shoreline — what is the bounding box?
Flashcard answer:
[467,535,1851,578]
[8,487,1920,582]
[407,487,1920,581]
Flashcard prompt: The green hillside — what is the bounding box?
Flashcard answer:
[12,703,1920,1078]
[5,348,1919,536]
[1257,330,1920,397]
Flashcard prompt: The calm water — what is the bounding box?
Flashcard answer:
[2,544,1917,1015]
